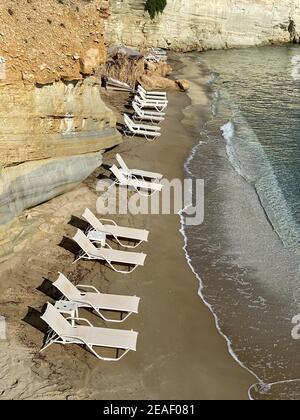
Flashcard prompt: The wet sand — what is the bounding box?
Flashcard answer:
[0,55,255,400]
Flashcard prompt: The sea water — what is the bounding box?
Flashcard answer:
[182,45,300,399]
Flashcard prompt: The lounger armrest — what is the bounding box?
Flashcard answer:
[77,284,100,294]
[130,173,160,185]
[138,125,161,132]
[60,334,88,346]
[66,317,94,327]
[98,218,118,226]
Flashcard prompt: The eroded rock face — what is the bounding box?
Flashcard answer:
[0,152,103,227]
[0,77,121,227]
[0,0,108,84]
[106,0,300,51]
[0,0,122,238]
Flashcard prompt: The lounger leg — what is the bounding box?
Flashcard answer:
[107,180,117,190]
[40,330,58,352]
[132,185,156,198]
[95,309,132,323]
[106,260,139,274]
[73,255,83,264]
[114,237,143,249]
[87,345,131,361]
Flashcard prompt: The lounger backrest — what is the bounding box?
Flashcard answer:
[138,85,146,95]
[40,302,71,336]
[124,113,135,131]
[110,165,128,184]
[116,154,130,172]
[73,229,99,256]
[132,101,143,117]
[134,96,144,106]
[82,208,103,231]
[138,90,147,101]
[53,272,81,301]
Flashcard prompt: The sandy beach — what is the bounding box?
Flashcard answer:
[0,54,256,400]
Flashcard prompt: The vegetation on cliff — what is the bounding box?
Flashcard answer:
[145,0,167,20]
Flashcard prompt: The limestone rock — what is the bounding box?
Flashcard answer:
[176,79,190,91]
[140,74,181,91]
[80,47,107,75]
[0,152,104,227]
[106,0,300,51]
[0,76,121,226]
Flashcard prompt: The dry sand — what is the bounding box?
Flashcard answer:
[0,56,256,400]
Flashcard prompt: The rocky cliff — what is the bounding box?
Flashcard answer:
[0,1,121,232]
[106,0,300,51]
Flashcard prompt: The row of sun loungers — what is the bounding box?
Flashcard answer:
[123,84,169,141]
[40,154,164,361]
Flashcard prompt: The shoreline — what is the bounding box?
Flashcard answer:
[178,52,261,390]
[181,50,300,400]
[0,53,256,400]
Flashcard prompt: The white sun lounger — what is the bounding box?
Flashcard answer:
[124,114,161,141]
[82,207,149,248]
[138,85,167,99]
[53,273,140,323]
[72,229,146,273]
[138,90,168,105]
[40,303,138,361]
[116,153,163,182]
[110,164,163,196]
[132,101,165,124]
[134,95,167,112]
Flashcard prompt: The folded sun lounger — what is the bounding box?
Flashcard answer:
[82,207,149,248]
[40,302,138,361]
[72,229,146,273]
[53,272,140,322]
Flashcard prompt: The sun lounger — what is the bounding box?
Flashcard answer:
[40,302,138,361]
[134,95,167,112]
[138,90,168,105]
[53,273,140,322]
[110,164,163,196]
[72,229,146,273]
[132,101,165,124]
[124,114,161,141]
[137,85,167,99]
[82,207,149,248]
[116,153,163,182]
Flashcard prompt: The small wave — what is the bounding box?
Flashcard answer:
[249,379,300,400]
[219,98,300,252]
[221,121,244,177]
[291,55,300,81]
[206,70,220,85]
